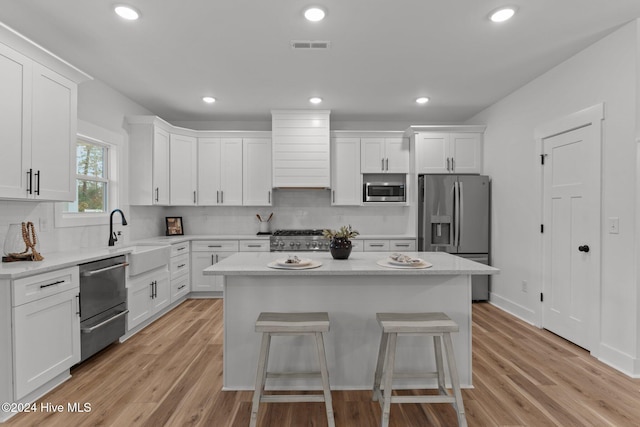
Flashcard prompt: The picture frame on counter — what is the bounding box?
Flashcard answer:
[166,217,184,236]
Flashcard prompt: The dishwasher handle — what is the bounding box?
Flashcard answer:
[81,262,129,277]
[81,310,129,333]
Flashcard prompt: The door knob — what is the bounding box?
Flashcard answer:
[578,245,590,253]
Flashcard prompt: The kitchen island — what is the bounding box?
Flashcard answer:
[204,251,498,390]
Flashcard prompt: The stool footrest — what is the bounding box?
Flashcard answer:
[261,394,327,403]
[266,371,321,379]
[389,371,439,379]
[389,395,456,404]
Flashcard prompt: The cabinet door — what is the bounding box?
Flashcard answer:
[30,64,77,201]
[243,138,272,206]
[190,252,218,292]
[127,273,155,330]
[212,252,234,292]
[331,137,361,206]
[0,44,31,199]
[151,272,171,313]
[169,133,198,205]
[450,133,482,174]
[415,133,450,174]
[153,128,170,205]
[361,138,385,173]
[220,138,243,205]
[384,138,410,173]
[197,138,221,205]
[13,288,80,399]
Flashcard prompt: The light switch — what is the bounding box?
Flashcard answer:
[608,217,619,234]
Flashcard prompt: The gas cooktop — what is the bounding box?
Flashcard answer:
[270,229,328,251]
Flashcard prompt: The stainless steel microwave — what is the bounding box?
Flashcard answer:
[363,181,406,202]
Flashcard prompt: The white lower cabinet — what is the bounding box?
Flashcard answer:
[8,267,80,401]
[127,267,170,331]
[191,251,235,292]
[363,239,416,252]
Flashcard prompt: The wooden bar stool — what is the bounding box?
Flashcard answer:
[372,312,467,427]
[250,312,335,427]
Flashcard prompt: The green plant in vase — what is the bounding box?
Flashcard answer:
[323,225,359,259]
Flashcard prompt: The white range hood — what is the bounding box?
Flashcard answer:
[271,110,330,188]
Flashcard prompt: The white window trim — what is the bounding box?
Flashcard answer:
[55,120,124,228]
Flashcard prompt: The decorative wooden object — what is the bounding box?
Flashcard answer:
[3,222,44,262]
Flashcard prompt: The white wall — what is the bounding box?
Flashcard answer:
[467,20,639,375]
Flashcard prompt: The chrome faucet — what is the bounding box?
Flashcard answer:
[108,209,128,246]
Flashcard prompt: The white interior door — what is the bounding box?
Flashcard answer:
[542,123,600,350]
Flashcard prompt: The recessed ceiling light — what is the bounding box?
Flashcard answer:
[309,97,323,104]
[489,6,516,23]
[202,97,216,104]
[114,5,140,20]
[304,7,326,22]
[416,97,430,104]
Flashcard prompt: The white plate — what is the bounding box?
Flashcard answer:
[268,260,322,270]
[376,259,432,269]
[275,257,312,267]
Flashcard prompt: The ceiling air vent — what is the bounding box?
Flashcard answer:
[291,40,331,50]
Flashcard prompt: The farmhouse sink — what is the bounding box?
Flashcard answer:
[127,245,171,276]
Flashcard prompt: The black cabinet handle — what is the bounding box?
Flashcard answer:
[34,170,40,195]
[40,280,65,289]
[578,245,590,253]
[26,169,33,195]
[76,294,81,317]
[178,263,186,268]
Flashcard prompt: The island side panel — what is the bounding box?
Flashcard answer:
[223,273,472,390]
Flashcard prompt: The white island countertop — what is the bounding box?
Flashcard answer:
[204,251,499,276]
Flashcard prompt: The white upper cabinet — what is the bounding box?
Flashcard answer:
[331,137,361,206]
[272,110,330,188]
[243,138,272,206]
[361,137,410,173]
[169,133,197,205]
[127,118,171,205]
[197,137,243,206]
[411,126,484,174]
[0,42,80,201]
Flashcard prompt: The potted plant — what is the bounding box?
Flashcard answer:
[322,225,359,259]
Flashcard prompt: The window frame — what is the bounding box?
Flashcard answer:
[55,120,124,228]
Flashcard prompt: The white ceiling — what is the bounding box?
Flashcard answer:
[2,1,640,123]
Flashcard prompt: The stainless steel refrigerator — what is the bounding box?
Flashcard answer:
[418,175,491,300]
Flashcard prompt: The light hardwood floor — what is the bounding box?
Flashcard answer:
[5,299,640,426]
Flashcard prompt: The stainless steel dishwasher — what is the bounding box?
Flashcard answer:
[79,255,128,362]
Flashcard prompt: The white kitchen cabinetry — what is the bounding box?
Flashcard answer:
[9,267,80,400]
[412,128,484,174]
[239,240,270,252]
[169,241,190,302]
[0,43,79,202]
[331,137,361,206]
[198,138,243,206]
[363,239,416,252]
[361,137,410,173]
[243,138,272,205]
[170,133,198,205]
[127,118,171,205]
[272,110,331,188]
[191,240,239,293]
[127,266,170,330]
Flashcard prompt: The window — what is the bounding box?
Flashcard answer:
[66,138,109,213]
[55,120,124,228]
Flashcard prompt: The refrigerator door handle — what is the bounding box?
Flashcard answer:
[458,181,464,247]
[452,181,457,249]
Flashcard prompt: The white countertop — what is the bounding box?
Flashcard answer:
[0,247,133,279]
[204,251,499,276]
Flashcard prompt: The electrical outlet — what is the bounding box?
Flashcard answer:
[39,217,50,232]
[608,217,619,234]
[521,280,528,293]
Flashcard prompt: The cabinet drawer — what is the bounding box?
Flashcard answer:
[171,242,190,257]
[13,266,79,307]
[171,275,190,301]
[191,240,239,252]
[364,240,390,252]
[170,253,190,280]
[390,240,416,251]
[239,240,270,252]
[350,240,365,252]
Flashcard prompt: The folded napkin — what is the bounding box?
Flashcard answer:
[390,253,421,264]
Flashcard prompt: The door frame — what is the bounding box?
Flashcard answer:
[535,103,603,356]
